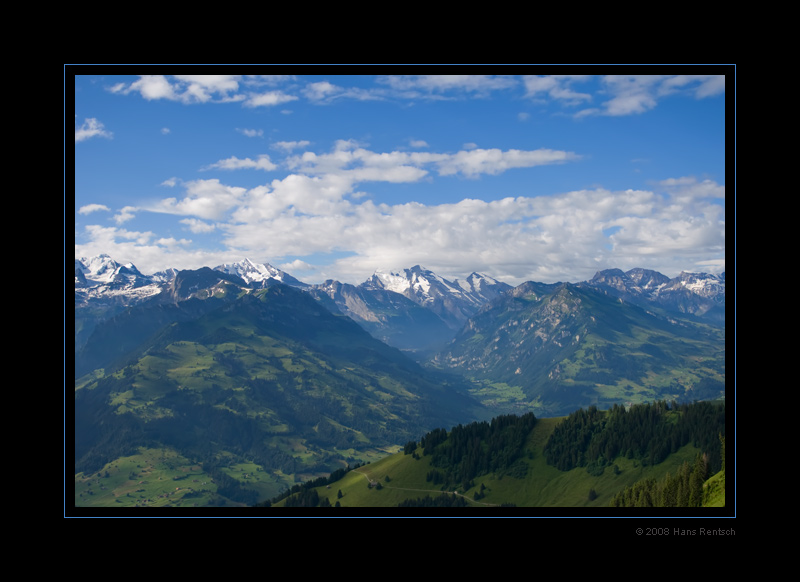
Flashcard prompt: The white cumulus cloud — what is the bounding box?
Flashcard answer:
[75,118,112,142]
[202,155,278,172]
[78,203,110,215]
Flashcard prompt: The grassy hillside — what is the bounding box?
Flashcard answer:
[268,410,724,510]
[703,468,726,507]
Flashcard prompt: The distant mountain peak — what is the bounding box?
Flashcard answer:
[359,265,513,331]
[586,267,724,322]
[214,258,308,289]
[366,269,412,293]
[625,268,670,290]
[75,255,148,288]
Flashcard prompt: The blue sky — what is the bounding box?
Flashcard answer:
[72,71,729,285]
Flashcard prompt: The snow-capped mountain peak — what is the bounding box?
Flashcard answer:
[458,272,503,294]
[587,267,725,321]
[75,254,146,286]
[75,254,120,284]
[360,265,512,329]
[213,258,309,289]
[215,258,284,285]
[625,267,670,291]
[672,271,725,298]
[367,269,412,294]
[75,255,162,313]
[367,266,458,300]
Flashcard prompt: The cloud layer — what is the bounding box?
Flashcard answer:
[76,139,724,284]
[101,74,725,115]
[76,73,727,284]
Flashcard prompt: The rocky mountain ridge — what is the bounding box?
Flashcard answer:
[431,279,725,416]
[586,268,725,323]
[74,256,725,354]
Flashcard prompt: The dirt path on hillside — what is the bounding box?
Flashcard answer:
[352,467,500,507]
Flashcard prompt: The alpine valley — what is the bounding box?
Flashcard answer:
[73,255,726,508]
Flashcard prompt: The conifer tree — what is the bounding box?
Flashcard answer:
[661,472,677,507]
[689,454,707,507]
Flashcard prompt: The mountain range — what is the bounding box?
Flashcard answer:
[431,278,725,416]
[73,254,725,505]
[74,267,480,501]
[75,255,724,353]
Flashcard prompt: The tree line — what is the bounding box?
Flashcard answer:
[543,400,725,475]
[609,442,722,507]
[258,463,361,507]
[411,413,537,491]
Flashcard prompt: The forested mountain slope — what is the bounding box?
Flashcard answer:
[267,400,727,510]
[74,282,480,506]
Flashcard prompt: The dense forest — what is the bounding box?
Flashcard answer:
[543,400,725,476]
[609,441,723,507]
[413,412,538,491]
